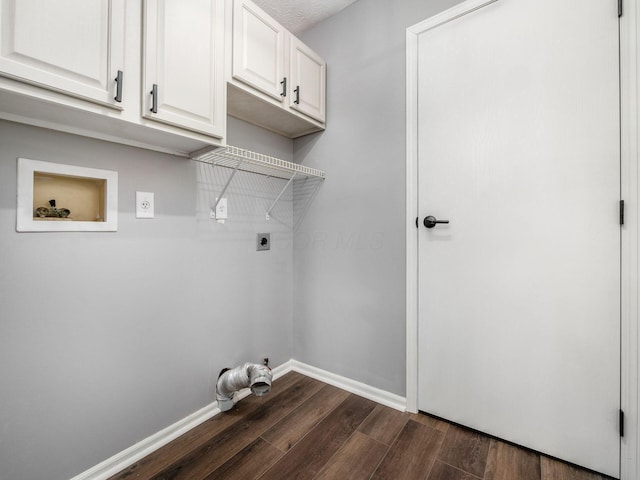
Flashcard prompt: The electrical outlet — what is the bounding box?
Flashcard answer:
[136,191,154,218]
[257,233,270,251]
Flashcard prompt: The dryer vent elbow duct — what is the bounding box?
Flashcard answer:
[216,362,272,412]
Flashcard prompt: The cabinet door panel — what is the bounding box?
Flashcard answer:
[143,0,224,138]
[0,0,124,107]
[232,0,285,101]
[289,36,325,122]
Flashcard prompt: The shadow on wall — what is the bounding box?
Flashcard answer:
[293,128,323,163]
[195,161,293,233]
[195,160,325,236]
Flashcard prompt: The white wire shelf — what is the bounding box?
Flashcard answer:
[190,145,325,180]
[191,145,325,220]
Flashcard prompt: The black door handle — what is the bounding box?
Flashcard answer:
[423,216,449,228]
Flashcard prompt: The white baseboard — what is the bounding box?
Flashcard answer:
[69,361,291,480]
[69,402,223,480]
[290,360,407,412]
[69,359,405,480]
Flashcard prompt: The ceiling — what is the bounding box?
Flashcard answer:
[251,0,359,35]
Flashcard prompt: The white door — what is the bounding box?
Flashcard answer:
[232,0,286,102]
[142,0,225,138]
[0,0,125,108]
[289,36,326,123]
[416,0,620,477]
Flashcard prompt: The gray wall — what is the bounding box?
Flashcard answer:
[292,0,462,395]
[0,118,293,480]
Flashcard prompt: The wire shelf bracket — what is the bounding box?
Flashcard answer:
[190,145,326,220]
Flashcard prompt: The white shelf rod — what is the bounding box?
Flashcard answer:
[266,172,297,220]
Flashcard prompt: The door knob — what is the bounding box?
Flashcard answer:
[423,215,449,228]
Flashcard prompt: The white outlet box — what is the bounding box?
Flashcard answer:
[136,191,154,218]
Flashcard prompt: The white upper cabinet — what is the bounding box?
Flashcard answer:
[289,36,326,123]
[0,0,125,108]
[228,0,326,137]
[143,0,225,138]
[0,0,226,155]
[0,0,326,153]
[232,0,285,102]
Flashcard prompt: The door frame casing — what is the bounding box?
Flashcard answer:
[405,0,639,477]
[619,0,639,477]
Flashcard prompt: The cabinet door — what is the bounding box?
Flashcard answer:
[0,0,125,108]
[232,0,285,102]
[289,36,326,122]
[143,0,224,138]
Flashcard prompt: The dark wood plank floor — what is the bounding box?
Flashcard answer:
[108,372,615,480]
